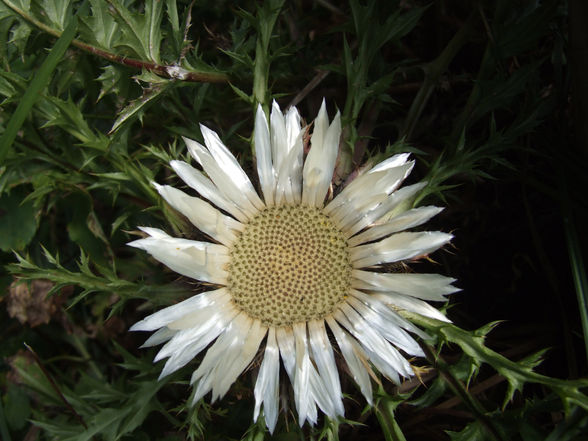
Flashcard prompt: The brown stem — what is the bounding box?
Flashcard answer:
[24,343,90,431]
[3,0,229,83]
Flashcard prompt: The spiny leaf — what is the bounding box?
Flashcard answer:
[79,0,119,49]
[107,0,164,63]
[0,70,27,102]
[39,96,103,146]
[109,80,175,134]
[41,0,72,31]
[95,65,124,102]
[446,420,487,441]
[404,313,588,414]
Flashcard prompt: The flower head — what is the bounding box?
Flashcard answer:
[129,101,457,431]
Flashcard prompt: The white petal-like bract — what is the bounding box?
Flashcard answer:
[130,101,456,432]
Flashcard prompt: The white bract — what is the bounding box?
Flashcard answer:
[129,100,457,432]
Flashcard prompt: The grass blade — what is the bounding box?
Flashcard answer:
[0,15,78,161]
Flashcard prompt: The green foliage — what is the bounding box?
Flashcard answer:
[0,5,77,159]
[0,0,585,440]
[0,188,38,251]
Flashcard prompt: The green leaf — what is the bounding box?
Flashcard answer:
[107,0,164,63]
[63,191,110,267]
[0,10,78,161]
[404,313,588,414]
[95,65,125,102]
[3,383,31,431]
[41,0,72,31]
[165,0,182,57]
[11,351,61,404]
[374,390,410,441]
[39,96,103,146]
[109,81,175,134]
[67,407,130,441]
[0,188,38,251]
[79,0,119,49]
[0,71,27,103]
[447,420,487,441]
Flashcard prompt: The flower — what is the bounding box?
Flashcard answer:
[129,101,457,432]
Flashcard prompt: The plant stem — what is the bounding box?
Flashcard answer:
[375,395,408,441]
[420,343,504,441]
[24,343,89,430]
[2,0,229,83]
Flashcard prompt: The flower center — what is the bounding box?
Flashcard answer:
[227,205,351,327]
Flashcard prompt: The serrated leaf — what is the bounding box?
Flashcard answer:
[0,71,26,103]
[107,0,164,63]
[133,69,169,84]
[110,212,130,236]
[65,407,130,441]
[229,82,253,103]
[404,313,588,415]
[117,381,162,435]
[79,0,119,49]
[38,96,100,145]
[41,0,72,31]
[8,19,32,56]
[95,65,123,102]
[408,375,447,407]
[109,81,174,134]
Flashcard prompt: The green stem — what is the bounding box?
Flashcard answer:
[404,312,588,411]
[253,37,269,112]
[24,343,89,430]
[420,343,503,441]
[252,0,284,111]
[374,395,408,441]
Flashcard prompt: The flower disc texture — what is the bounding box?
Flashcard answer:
[129,101,457,431]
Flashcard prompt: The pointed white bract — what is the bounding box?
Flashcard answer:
[255,105,275,206]
[130,101,456,432]
[128,228,229,284]
[153,183,243,246]
[254,328,280,432]
[302,100,342,207]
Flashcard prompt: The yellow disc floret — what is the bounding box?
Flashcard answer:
[228,205,351,327]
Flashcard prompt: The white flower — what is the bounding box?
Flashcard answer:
[129,100,457,432]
